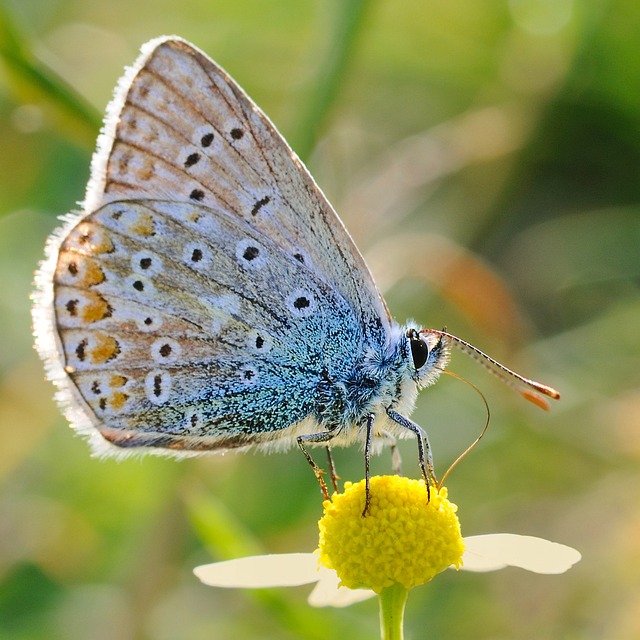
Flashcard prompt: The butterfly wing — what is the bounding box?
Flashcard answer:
[34,37,388,456]
[45,199,362,453]
[89,37,390,341]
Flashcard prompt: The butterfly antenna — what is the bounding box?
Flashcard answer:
[437,370,490,489]
[422,329,560,410]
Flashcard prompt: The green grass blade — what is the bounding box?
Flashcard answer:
[293,0,373,162]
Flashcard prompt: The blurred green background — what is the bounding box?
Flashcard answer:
[1,0,639,638]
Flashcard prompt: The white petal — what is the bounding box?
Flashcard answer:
[308,567,376,608]
[460,534,581,574]
[194,553,321,588]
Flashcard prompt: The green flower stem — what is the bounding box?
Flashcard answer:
[378,584,408,640]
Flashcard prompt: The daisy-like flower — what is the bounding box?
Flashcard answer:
[194,476,580,637]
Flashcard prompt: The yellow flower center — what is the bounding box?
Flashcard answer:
[317,476,465,593]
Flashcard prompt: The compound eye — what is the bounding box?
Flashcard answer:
[410,335,429,369]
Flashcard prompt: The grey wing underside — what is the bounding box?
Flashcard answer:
[89,37,391,344]
[51,200,362,453]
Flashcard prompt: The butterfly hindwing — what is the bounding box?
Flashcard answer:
[51,195,369,451]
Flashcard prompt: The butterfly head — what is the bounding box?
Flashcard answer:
[405,327,451,389]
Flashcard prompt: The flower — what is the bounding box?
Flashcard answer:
[194,475,581,608]
[317,476,464,592]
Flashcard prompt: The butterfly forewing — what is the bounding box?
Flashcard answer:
[94,37,390,342]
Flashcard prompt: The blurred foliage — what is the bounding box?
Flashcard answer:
[1,0,639,638]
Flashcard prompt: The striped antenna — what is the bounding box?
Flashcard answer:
[421,329,560,410]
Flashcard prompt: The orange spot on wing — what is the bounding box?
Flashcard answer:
[89,334,120,364]
[91,234,115,254]
[109,391,128,411]
[80,259,106,286]
[110,374,128,388]
[56,253,105,287]
[129,212,155,236]
[81,292,112,323]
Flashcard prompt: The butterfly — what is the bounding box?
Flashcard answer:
[32,37,559,504]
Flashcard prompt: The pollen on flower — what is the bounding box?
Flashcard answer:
[317,476,465,593]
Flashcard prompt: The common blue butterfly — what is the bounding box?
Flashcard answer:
[33,37,559,502]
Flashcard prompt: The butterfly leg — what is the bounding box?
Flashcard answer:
[363,413,375,516]
[297,432,335,501]
[381,430,402,476]
[386,409,436,501]
[326,447,340,493]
